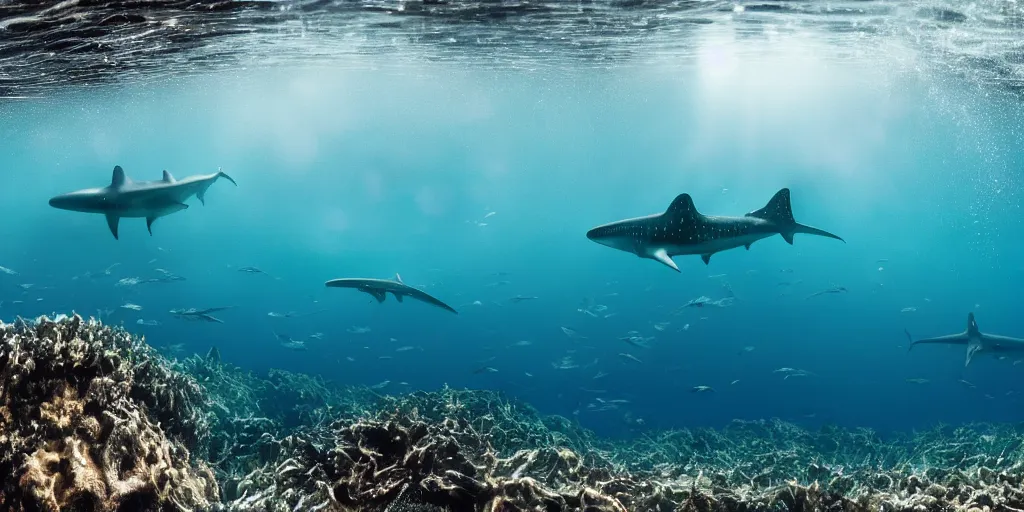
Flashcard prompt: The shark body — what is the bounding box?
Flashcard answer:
[48,165,236,239]
[325,274,458,314]
[586,188,844,272]
[910,313,1024,366]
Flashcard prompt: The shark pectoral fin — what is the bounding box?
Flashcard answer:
[105,214,120,240]
[745,244,751,250]
[650,249,680,272]
[197,190,207,206]
[781,232,795,245]
[366,289,386,303]
[700,253,712,265]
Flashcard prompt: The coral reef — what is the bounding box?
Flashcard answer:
[0,314,217,511]
[4,314,1024,512]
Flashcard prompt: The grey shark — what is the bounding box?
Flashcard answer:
[586,188,843,272]
[325,274,458,314]
[910,313,1024,366]
[48,165,236,239]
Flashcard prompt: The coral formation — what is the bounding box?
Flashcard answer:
[0,315,217,511]
[4,314,1024,512]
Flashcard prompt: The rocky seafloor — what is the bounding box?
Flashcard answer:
[2,315,1023,511]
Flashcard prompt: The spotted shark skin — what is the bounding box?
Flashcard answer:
[911,313,1024,367]
[586,188,844,272]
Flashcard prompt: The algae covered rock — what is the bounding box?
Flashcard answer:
[0,315,218,511]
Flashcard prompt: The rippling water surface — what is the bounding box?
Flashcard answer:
[1,0,1022,97]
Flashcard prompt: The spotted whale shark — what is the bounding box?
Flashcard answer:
[48,165,236,239]
[910,313,1024,367]
[586,188,844,272]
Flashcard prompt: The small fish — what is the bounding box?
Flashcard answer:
[378,356,393,360]
[561,327,587,340]
[483,211,497,219]
[0,266,18,275]
[691,385,714,393]
[905,378,929,385]
[120,303,143,311]
[730,380,740,385]
[348,326,372,334]
[509,295,539,303]
[369,380,390,390]
[618,353,643,364]
[136,319,161,326]
[524,372,533,377]
[510,340,532,347]
[395,346,416,352]
[959,379,976,389]
[473,366,498,374]
[308,332,325,340]
[806,286,848,300]
[280,339,307,351]
[238,266,268,275]
[901,307,917,313]
[593,371,609,380]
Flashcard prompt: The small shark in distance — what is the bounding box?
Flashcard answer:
[910,313,1024,367]
[325,274,458,314]
[586,188,844,272]
[48,165,236,239]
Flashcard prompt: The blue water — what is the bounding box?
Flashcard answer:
[2,30,1023,438]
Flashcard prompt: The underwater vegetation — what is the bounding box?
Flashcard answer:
[3,315,1024,512]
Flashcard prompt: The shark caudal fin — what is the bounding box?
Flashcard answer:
[746,188,845,245]
[197,169,237,205]
[216,168,237,186]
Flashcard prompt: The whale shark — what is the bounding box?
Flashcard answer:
[325,274,458,314]
[48,165,236,239]
[586,188,844,272]
[910,313,1024,366]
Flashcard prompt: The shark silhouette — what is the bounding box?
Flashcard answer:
[325,274,458,314]
[586,188,844,272]
[48,165,236,239]
[910,313,1024,366]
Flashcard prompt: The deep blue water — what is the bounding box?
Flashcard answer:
[2,27,1024,438]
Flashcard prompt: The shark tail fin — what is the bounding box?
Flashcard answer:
[217,168,237,186]
[746,188,845,245]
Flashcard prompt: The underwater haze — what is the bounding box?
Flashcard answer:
[3,0,1024,443]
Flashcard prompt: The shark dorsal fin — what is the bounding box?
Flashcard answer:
[967,312,980,337]
[747,188,795,223]
[394,273,404,284]
[664,194,700,222]
[162,170,175,183]
[111,166,128,188]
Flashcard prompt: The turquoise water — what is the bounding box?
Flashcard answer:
[2,8,1024,438]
